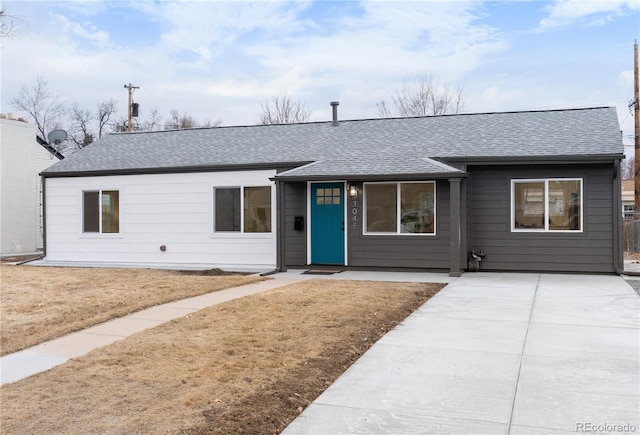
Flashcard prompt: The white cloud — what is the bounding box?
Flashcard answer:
[538,0,640,31]
[53,13,112,48]
[243,2,506,89]
[618,70,634,88]
[130,1,311,65]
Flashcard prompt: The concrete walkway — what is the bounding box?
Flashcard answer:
[283,273,640,434]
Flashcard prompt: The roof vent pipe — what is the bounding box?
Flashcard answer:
[331,101,339,126]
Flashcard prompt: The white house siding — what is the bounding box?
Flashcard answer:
[44,170,277,270]
[0,117,58,256]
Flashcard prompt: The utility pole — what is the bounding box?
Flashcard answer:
[124,83,139,132]
[633,41,639,212]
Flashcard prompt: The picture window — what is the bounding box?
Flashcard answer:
[364,182,435,235]
[512,179,582,232]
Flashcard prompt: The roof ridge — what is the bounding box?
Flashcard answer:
[108,106,614,137]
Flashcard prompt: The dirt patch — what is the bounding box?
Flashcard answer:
[1,279,443,434]
[177,268,253,276]
[0,265,265,356]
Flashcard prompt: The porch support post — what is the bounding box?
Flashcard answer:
[276,180,287,272]
[449,177,462,277]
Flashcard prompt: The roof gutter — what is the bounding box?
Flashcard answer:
[272,171,468,182]
[439,154,625,165]
[41,161,314,178]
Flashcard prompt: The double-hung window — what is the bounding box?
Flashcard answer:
[364,182,436,235]
[214,186,272,233]
[83,190,119,233]
[512,179,582,232]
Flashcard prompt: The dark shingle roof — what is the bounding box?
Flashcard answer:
[277,158,464,180]
[42,107,623,177]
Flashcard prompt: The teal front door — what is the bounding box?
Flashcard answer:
[311,183,345,265]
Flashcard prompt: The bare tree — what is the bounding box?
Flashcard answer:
[69,103,93,148]
[259,94,311,125]
[143,107,163,131]
[0,8,21,38]
[376,74,464,118]
[166,109,197,130]
[200,117,222,128]
[67,98,117,147]
[10,75,66,140]
[96,98,118,139]
[164,109,219,130]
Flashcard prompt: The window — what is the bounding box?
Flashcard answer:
[244,186,271,232]
[83,190,119,233]
[316,187,341,205]
[512,179,582,232]
[214,186,271,233]
[215,188,240,231]
[364,182,435,234]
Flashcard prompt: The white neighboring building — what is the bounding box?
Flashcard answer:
[0,114,62,256]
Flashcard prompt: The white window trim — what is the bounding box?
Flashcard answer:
[363,181,436,236]
[212,185,273,234]
[511,178,583,233]
[81,189,120,235]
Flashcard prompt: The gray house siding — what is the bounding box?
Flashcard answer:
[468,164,616,273]
[283,182,307,266]
[347,180,451,270]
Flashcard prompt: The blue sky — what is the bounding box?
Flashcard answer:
[1,0,638,143]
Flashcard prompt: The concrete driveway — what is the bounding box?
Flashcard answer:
[283,273,640,434]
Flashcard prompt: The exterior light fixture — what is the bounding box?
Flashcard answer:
[349,184,358,198]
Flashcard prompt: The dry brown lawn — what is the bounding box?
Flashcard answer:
[625,251,640,261]
[0,265,265,355]
[1,275,443,434]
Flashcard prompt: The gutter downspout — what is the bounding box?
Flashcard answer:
[261,179,286,277]
[41,175,47,260]
[613,159,624,275]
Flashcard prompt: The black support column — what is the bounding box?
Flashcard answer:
[276,180,287,272]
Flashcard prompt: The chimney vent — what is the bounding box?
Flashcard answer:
[330,101,339,126]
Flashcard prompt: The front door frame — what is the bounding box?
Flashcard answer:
[307,181,348,266]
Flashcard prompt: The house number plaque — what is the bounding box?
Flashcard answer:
[351,200,358,230]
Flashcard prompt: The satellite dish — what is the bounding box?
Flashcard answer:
[47,129,68,145]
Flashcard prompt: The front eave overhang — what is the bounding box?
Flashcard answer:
[438,153,624,165]
[40,161,313,178]
[272,171,468,182]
